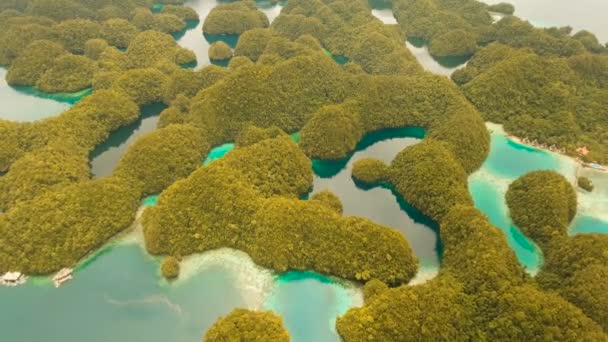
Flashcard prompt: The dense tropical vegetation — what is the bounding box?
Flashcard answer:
[161,256,180,279]
[454,42,608,163]
[0,0,606,339]
[204,309,289,342]
[506,171,608,331]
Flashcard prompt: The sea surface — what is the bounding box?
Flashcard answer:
[1,1,608,341]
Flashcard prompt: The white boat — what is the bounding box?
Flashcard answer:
[1,272,27,287]
[53,268,73,288]
[588,163,607,172]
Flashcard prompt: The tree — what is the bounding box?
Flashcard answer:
[506,170,577,247]
[208,41,232,61]
[577,176,594,192]
[125,30,194,69]
[351,158,389,184]
[102,18,138,49]
[84,38,109,60]
[310,190,343,214]
[487,3,515,15]
[37,54,97,93]
[300,104,364,160]
[161,5,198,21]
[54,19,102,54]
[389,139,473,222]
[6,40,65,86]
[114,124,209,195]
[161,256,180,279]
[113,68,169,106]
[429,29,477,57]
[202,0,269,35]
[204,309,289,342]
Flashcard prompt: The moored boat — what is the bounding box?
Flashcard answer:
[1,272,27,287]
[53,268,73,288]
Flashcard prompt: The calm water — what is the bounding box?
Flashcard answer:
[307,128,441,272]
[366,2,469,76]
[0,244,254,342]
[0,68,88,122]
[177,0,284,68]
[482,0,608,42]
[89,103,166,178]
[470,123,608,273]
[164,127,441,271]
[571,215,608,235]
[265,272,360,342]
[405,37,470,77]
[369,0,397,25]
[2,1,608,341]
[469,125,555,272]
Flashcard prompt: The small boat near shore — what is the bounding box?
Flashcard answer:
[586,163,607,172]
[1,272,27,287]
[53,268,73,288]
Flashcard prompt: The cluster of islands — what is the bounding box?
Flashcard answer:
[0,0,607,341]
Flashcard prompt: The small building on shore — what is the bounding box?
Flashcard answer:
[576,146,590,156]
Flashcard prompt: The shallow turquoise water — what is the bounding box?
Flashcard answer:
[202,142,235,165]
[469,174,541,270]
[483,134,561,179]
[571,215,608,235]
[265,271,358,342]
[0,244,248,342]
[322,49,349,65]
[468,127,557,272]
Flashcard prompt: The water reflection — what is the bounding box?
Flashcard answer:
[308,128,441,272]
[369,0,397,24]
[89,103,166,178]
[0,68,86,122]
[405,38,469,77]
[482,0,608,42]
[177,0,284,68]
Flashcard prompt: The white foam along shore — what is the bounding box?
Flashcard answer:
[175,248,275,310]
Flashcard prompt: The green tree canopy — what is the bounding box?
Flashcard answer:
[204,309,289,342]
[37,54,97,93]
[202,0,269,35]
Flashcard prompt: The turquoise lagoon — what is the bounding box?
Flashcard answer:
[265,271,362,342]
[469,123,608,273]
[0,241,269,342]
